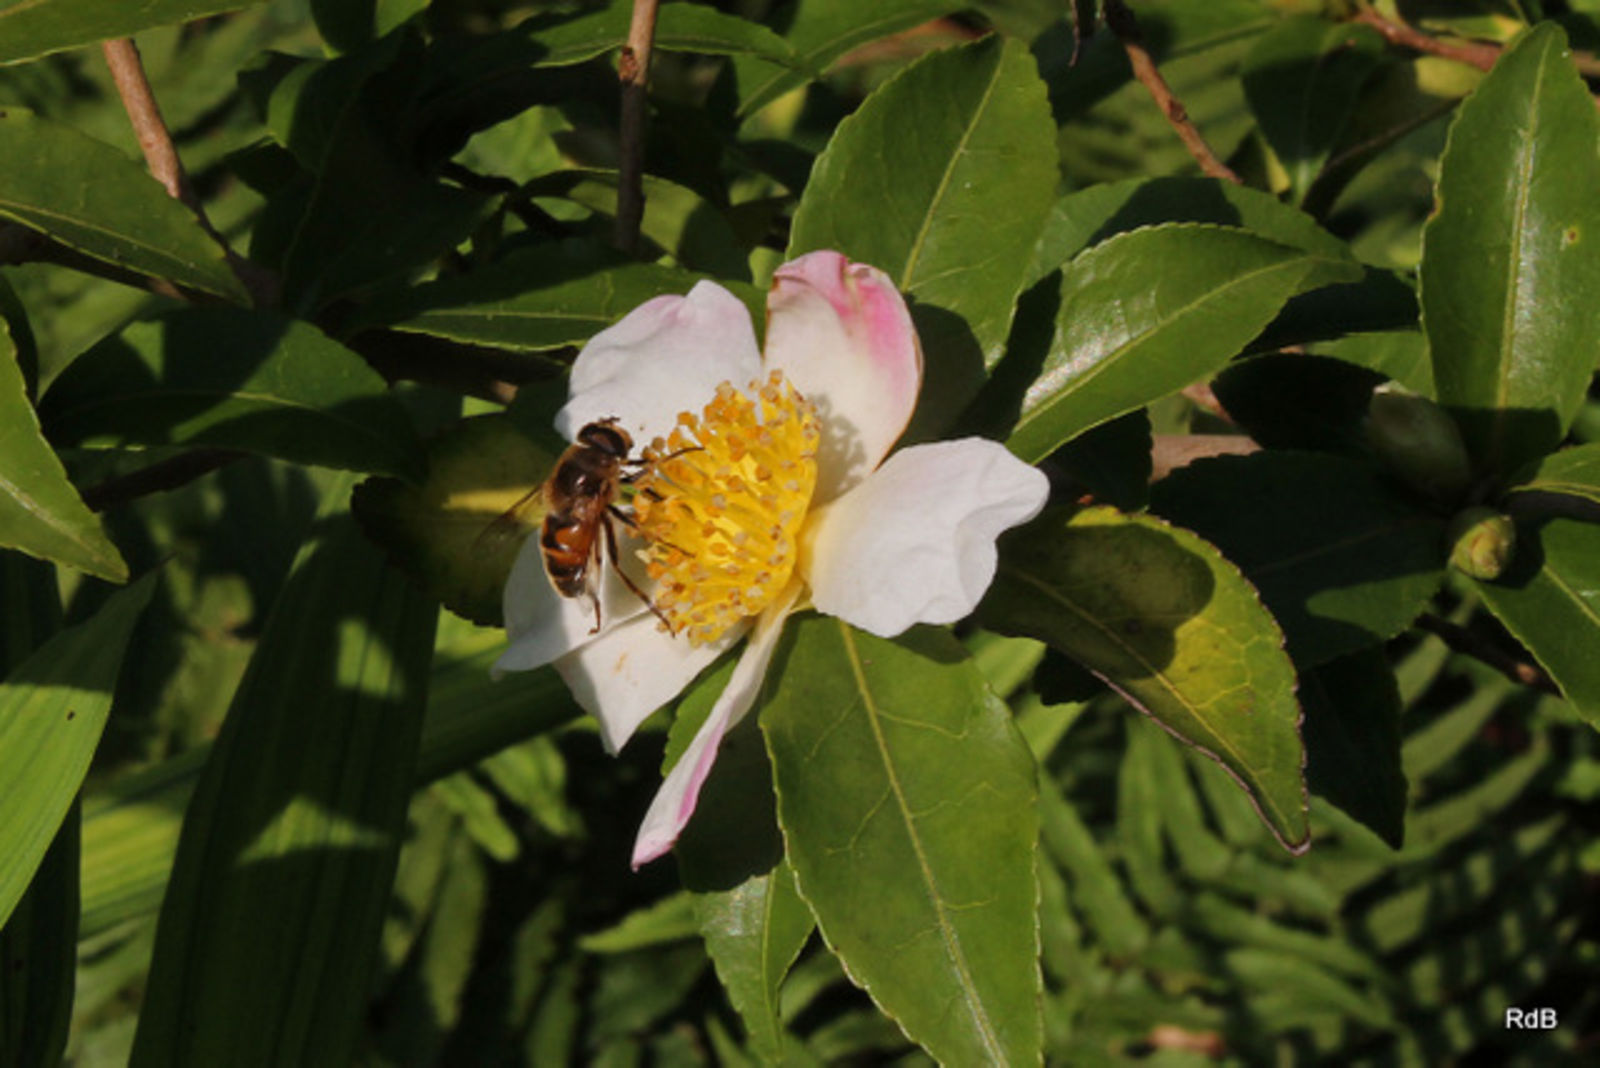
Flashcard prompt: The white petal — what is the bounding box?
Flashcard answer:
[763,252,922,501]
[802,439,1049,638]
[630,583,801,868]
[557,280,762,445]
[555,615,746,754]
[492,526,650,677]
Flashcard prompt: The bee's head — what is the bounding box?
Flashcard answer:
[577,419,632,458]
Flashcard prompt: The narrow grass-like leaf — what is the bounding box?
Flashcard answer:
[694,863,814,1065]
[763,619,1041,1066]
[0,1,270,65]
[0,322,126,581]
[42,307,425,482]
[129,485,438,1067]
[1009,224,1360,463]
[1420,23,1600,477]
[0,573,154,928]
[789,35,1056,433]
[1149,452,1447,666]
[0,108,245,301]
[1471,516,1600,728]
[983,507,1308,850]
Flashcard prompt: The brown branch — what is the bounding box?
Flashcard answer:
[1103,0,1241,184]
[1414,613,1561,697]
[1350,6,1500,73]
[81,449,245,513]
[100,39,275,306]
[613,0,660,254]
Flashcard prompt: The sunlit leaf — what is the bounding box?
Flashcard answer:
[1420,23,1600,477]
[982,506,1308,849]
[763,619,1041,1066]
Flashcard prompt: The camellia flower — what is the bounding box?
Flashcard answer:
[494,251,1049,867]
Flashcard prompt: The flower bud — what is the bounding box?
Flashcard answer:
[1447,507,1517,581]
[1364,386,1473,503]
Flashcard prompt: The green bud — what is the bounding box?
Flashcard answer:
[1364,387,1473,503]
[1447,507,1517,581]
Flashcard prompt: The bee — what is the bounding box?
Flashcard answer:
[483,418,668,635]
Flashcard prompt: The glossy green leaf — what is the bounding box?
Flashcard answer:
[1301,649,1407,848]
[354,256,709,353]
[0,323,126,582]
[788,35,1057,434]
[1150,452,1447,666]
[41,307,425,482]
[0,108,245,302]
[1028,175,1350,287]
[1419,23,1600,477]
[763,619,1041,1066]
[1507,442,1600,505]
[1009,224,1360,463]
[694,862,814,1064]
[0,573,154,929]
[353,412,563,627]
[528,3,799,68]
[731,0,964,117]
[1471,516,1600,728]
[982,506,1308,849]
[130,486,438,1068]
[1241,18,1384,202]
[0,0,269,65]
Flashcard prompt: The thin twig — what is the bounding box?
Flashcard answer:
[81,449,245,513]
[1350,6,1500,72]
[1103,0,1242,184]
[100,39,274,306]
[1414,613,1561,697]
[613,0,660,254]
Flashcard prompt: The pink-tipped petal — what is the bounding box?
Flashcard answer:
[554,613,746,754]
[557,280,762,445]
[802,439,1048,638]
[630,584,801,868]
[493,531,649,677]
[763,252,922,501]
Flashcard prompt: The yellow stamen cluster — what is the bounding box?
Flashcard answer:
[632,370,820,646]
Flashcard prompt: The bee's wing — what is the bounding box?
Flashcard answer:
[473,486,544,557]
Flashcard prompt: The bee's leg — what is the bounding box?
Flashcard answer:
[608,503,692,558]
[620,444,703,482]
[585,534,606,634]
[603,516,676,634]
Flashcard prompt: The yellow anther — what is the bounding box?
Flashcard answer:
[633,370,819,645]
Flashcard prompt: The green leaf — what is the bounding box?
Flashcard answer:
[1471,516,1600,728]
[1008,224,1361,463]
[527,3,800,68]
[1301,649,1407,848]
[0,108,246,302]
[731,0,965,117]
[1149,452,1447,666]
[762,619,1041,1066]
[0,325,126,582]
[1419,23,1600,477]
[982,506,1308,850]
[695,862,814,1065]
[129,484,438,1068]
[352,412,563,627]
[788,35,1057,435]
[41,307,425,482]
[354,255,711,353]
[0,0,270,65]
[1211,353,1384,454]
[1029,175,1351,287]
[1507,442,1600,505]
[0,573,154,929]
[1241,17,1384,202]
